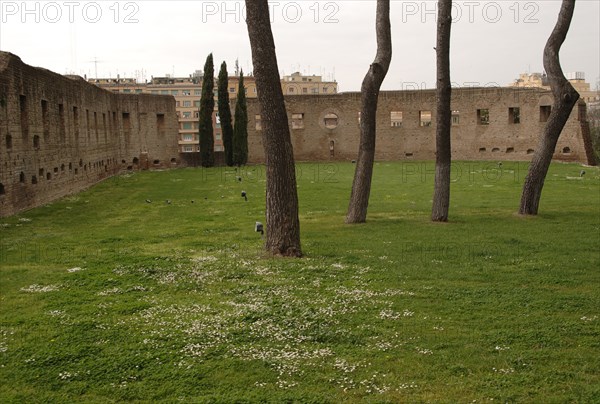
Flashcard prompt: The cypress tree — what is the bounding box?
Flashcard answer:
[233,71,248,166]
[217,61,234,166]
[199,53,215,167]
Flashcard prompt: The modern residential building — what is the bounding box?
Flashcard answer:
[510,72,599,103]
[90,74,257,153]
[281,72,338,95]
[90,71,336,153]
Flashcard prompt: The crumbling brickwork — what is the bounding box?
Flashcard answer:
[246,87,593,165]
[0,52,179,217]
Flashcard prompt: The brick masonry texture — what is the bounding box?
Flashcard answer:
[246,89,593,165]
[0,52,595,217]
[0,52,180,217]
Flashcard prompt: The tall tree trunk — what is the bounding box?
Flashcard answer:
[245,0,302,257]
[346,0,392,224]
[431,0,453,222]
[519,0,579,215]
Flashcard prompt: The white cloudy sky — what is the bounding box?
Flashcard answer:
[1,0,598,91]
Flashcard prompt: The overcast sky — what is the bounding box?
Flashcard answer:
[1,0,598,91]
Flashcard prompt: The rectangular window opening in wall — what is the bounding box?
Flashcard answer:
[182,111,192,119]
[183,145,193,152]
[509,107,520,124]
[182,122,193,130]
[86,110,90,138]
[112,112,117,137]
[157,113,165,134]
[58,104,66,141]
[391,111,403,127]
[216,132,222,141]
[255,115,262,131]
[183,134,194,141]
[20,95,29,138]
[122,112,131,136]
[73,107,80,138]
[419,110,432,127]
[41,100,49,139]
[477,109,490,125]
[102,113,107,142]
[94,111,98,141]
[540,105,551,122]
[291,113,304,129]
[452,110,460,125]
[215,145,224,152]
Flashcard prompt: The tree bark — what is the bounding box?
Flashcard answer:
[519,0,579,215]
[245,0,302,257]
[346,0,392,224]
[431,0,453,222]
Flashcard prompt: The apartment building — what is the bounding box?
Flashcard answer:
[90,74,257,153]
[511,72,599,103]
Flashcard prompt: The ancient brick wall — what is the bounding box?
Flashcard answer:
[246,87,593,165]
[0,52,179,217]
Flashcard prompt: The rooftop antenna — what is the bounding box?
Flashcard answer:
[86,56,103,79]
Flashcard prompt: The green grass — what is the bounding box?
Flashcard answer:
[1,161,599,403]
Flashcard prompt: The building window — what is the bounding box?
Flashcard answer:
[324,113,339,129]
[194,90,201,96]
[182,122,193,130]
[171,90,178,95]
[194,101,201,107]
[452,110,460,125]
[183,101,191,107]
[182,112,192,118]
[302,88,308,94]
[477,109,490,125]
[183,134,193,141]
[215,145,224,152]
[391,111,403,127]
[229,87,235,93]
[160,90,168,95]
[292,113,304,129]
[151,90,159,94]
[323,87,328,93]
[135,89,143,94]
[182,90,191,96]
[255,115,262,130]
[215,132,222,140]
[288,88,295,93]
[540,105,551,122]
[509,107,520,124]
[420,110,432,127]
[194,111,200,118]
[183,145,193,152]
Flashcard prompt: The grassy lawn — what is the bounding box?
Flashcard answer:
[0,161,598,402]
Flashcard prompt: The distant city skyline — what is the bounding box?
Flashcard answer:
[1,1,598,91]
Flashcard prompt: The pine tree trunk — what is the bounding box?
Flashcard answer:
[245,0,302,257]
[431,0,453,222]
[519,0,579,215]
[346,0,392,224]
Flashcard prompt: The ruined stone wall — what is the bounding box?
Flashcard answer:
[246,87,592,165]
[0,52,179,217]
